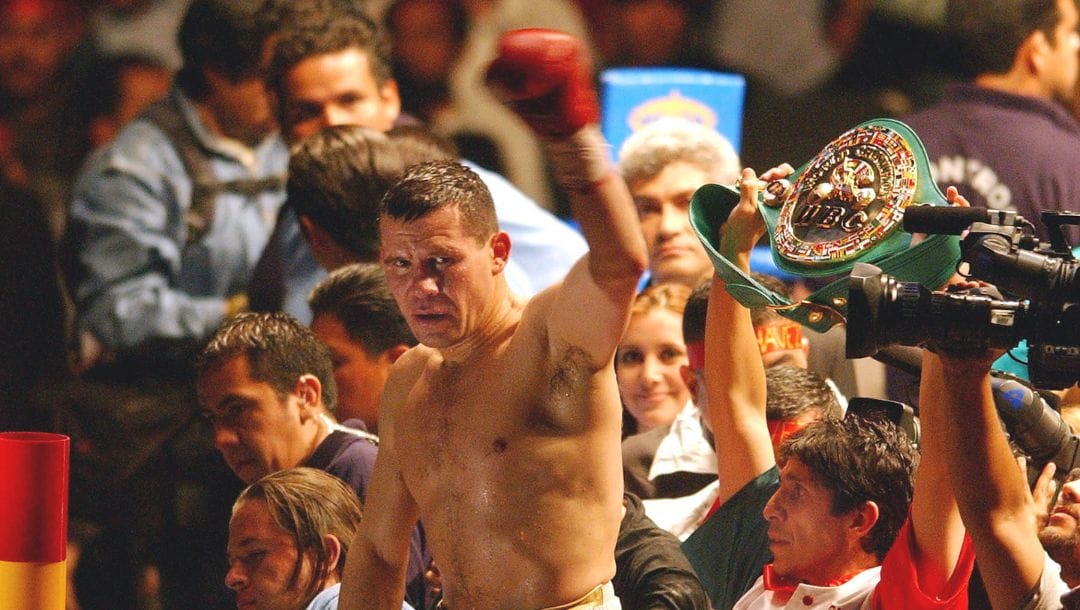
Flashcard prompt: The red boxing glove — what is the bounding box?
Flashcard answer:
[485,29,600,138]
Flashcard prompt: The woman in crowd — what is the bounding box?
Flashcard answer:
[616,283,693,435]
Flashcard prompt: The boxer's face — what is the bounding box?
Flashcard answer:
[381,205,507,349]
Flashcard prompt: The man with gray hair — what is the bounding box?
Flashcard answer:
[619,118,740,289]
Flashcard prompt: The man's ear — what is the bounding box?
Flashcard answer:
[680,364,701,405]
[306,534,343,588]
[298,214,339,250]
[89,116,119,148]
[269,86,286,139]
[490,231,511,273]
[1023,30,1050,75]
[323,534,343,577]
[383,343,410,364]
[203,67,227,92]
[847,500,881,541]
[298,214,316,243]
[293,374,323,419]
[380,78,402,127]
[300,216,354,271]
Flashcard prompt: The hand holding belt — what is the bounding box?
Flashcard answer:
[690,118,962,333]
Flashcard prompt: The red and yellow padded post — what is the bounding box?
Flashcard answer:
[0,432,69,609]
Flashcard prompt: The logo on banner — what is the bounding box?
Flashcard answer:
[627,91,717,131]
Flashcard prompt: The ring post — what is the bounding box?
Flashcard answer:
[0,432,69,609]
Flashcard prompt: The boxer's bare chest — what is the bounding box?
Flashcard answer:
[396,339,536,482]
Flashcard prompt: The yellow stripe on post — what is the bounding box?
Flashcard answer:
[0,432,69,610]
[0,560,66,609]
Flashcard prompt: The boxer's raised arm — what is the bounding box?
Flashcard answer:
[487,29,647,367]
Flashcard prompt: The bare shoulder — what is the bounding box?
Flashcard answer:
[518,283,559,331]
[519,262,628,373]
[382,345,436,407]
[516,283,585,363]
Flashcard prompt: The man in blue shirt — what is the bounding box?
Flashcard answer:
[69,0,287,368]
[251,7,587,322]
[64,2,287,606]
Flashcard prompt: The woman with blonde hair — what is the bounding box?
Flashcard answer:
[616,282,693,435]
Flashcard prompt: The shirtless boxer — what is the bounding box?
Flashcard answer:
[340,30,648,610]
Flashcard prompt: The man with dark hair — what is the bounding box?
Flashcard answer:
[340,29,648,609]
[773,415,917,560]
[226,467,380,610]
[288,125,405,270]
[308,262,417,432]
[63,2,287,605]
[197,312,354,487]
[197,311,431,609]
[268,7,399,140]
[762,365,842,437]
[681,165,974,609]
[69,0,285,368]
[903,0,1080,242]
[251,5,587,321]
[280,122,472,307]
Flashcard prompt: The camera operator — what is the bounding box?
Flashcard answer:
[925,317,1074,609]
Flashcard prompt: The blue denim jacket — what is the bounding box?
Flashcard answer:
[70,87,288,351]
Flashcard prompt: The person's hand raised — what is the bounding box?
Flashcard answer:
[718,164,793,264]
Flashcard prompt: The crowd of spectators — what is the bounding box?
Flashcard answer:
[4,0,1080,609]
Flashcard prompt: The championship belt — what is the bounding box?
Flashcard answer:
[690,119,962,333]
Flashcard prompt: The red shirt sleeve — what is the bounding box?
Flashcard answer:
[872,517,975,609]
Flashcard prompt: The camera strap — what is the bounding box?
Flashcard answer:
[689,119,962,333]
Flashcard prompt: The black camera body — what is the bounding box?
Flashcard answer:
[846,209,1080,389]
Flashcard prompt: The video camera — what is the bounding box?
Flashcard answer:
[991,372,1080,484]
[845,208,1080,390]
[847,397,921,448]
[847,377,1080,486]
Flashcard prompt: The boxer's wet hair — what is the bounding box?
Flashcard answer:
[380,161,498,241]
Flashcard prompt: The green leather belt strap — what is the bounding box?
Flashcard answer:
[690,119,962,334]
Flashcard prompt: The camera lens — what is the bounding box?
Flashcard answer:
[846,264,1029,356]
